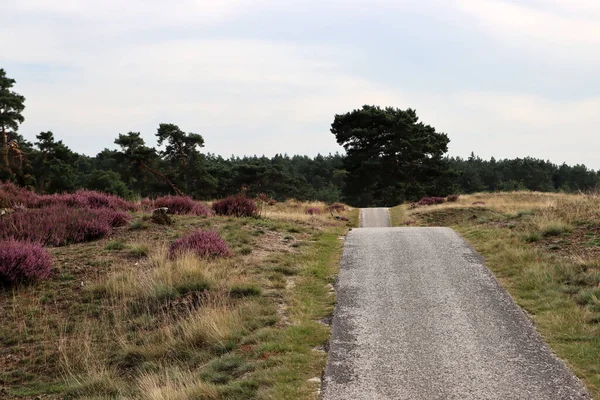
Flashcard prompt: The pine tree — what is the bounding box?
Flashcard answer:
[0,69,26,180]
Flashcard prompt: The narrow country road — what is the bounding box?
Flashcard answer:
[322,208,590,399]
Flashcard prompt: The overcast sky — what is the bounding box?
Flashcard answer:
[2,0,599,168]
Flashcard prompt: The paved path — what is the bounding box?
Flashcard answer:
[322,208,590,400]
[360,207,391,228]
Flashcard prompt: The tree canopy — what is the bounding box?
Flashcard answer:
[331,105,453,206]
[0,68,598,203]
[0,69,26,181]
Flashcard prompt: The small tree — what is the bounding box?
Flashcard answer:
[156,123,207,195]
[0,69,26,180]
[115,132,183,195]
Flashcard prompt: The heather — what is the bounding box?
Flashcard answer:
[417,196,447,206]
[0,205,130,246]
[0,239,52,284]
[306,207,322,215]
[212,195,258,217]
[0,183,135,211]
[154,195,212,216]
[169,230,231,259]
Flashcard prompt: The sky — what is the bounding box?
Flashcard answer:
[2,0,599,168]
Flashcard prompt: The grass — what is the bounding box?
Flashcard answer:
[0,199,351,399]
[391,191,600,399]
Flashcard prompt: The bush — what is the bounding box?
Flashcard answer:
[0,182,38,208]
[154,196,212,217]
[327,202,346,212]
[306,207,322,215]
[140,198,155,212]
[0,184,135,211]
[447,194,460,202]
[212,195,258,217]
[0,206,130,246]
[169,230,231,259]
[417,197,446,206]
[0,239,53,284]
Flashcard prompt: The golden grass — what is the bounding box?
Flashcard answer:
[91,248,246,301]
[180,301,244,347]
[137,369,220,400]
[264,199,354,224]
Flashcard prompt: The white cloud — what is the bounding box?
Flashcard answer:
[457,0,600,46]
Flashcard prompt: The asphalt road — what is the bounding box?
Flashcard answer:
[322,209,590,400]
[360,207,391,228]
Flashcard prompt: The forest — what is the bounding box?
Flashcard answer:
[1,69,599,206]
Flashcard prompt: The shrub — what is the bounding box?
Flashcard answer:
[0,206,130,246]
[140,198,155,212]
[212,195,258,218]
[447,194,460,202]
[69,190,135,211]
[154,196,212,217]
[169,230,231,259]
[417,197,446,206]
[0,239,53,284]
[0,184,136,211]
[327,202,346,212]
[0,182,38,208]
[306,207,322,215]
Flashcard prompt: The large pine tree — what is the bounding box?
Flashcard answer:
[0,69,26,181]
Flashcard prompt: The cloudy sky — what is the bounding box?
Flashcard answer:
[2,0,599,168]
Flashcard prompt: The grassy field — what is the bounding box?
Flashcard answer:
[391,191,600,399]
[0,200,357,399]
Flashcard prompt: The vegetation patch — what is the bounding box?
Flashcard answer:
[213,195,258,218]
[169,230,232,259]
[0,239,53,284]
[0,197,350,399]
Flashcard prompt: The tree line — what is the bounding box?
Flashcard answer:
[1,69,598,206]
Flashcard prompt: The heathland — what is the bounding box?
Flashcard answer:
[0,183,357,399]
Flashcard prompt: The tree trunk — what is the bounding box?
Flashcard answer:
[1,126,10,175]
[140,161,184,196]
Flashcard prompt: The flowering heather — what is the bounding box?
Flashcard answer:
[140,198,155,212]
[447,194,460,203]
[0,205,130,246]
[0,239,52,284]
[0,182,38,208]
[169,230,231,259]
[0,184,135,211]
[327,202,346,212]
[417,197,447,206]
[306,207,322,215]
[154,195,212,216]
[212,195,258,217]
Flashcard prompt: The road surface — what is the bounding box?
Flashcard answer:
[360,207,391,228]
[322,208,590,400]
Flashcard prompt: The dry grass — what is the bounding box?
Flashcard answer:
[180,300,244,347]
[137,369,220,400]
[264,199,354,224]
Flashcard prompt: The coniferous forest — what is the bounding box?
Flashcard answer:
[1,69,598,207]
